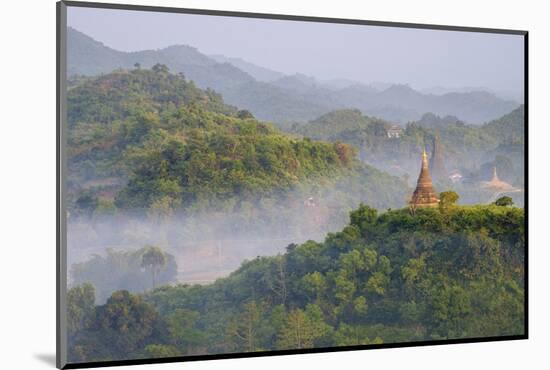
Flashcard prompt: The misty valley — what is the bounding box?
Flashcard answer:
[64,26,525,363]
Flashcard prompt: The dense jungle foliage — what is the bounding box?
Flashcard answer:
[67,203,524,362]
[67,67,409,219]
[65,64,525,365]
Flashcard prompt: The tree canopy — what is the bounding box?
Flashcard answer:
[68,203,524,362]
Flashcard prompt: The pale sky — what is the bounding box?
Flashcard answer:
[67,6,525,93]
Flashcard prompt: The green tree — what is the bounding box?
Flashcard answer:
[67,283,95,338]
[333,323,383,346]
[165,308,204,353]
[495,196,514,207]
[237,109,254,119]
[152,63,169,74]
[141,246,167,289]
[277,304,331,350]
[226,301,263,352]
[302,271,327,303]
[92,290,159,357]
[439,191,459,211]
[349,204,378,237]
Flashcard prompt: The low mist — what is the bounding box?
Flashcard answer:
[68,147,524,303]
[67,181,385,302]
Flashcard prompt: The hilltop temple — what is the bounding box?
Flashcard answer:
[410,149,440,209]
[480,167,515,191]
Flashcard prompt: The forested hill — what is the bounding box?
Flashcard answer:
[68,27,519,124]
[416,105,525,147]
[297,106,524,151]
[68,67,409,220]
[294,109,391,147]
[481,104,525,144]
[68,64,237,127]
[209,54,285,82]
[67,203,525,362]
[295,106,525,186]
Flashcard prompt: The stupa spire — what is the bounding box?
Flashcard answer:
[492,166,499,182]
[481,166,514,191]
[410,148,439,209]
[422,148,429,168]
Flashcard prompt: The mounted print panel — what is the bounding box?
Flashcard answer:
[57,1,527,368]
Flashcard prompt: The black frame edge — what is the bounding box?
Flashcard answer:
[63,334,528,369]
[57,1,68,369]
[523,32,529,339]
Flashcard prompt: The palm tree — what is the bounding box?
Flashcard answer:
[141,246,166,289]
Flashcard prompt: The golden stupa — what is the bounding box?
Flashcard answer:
[410,149,439,209]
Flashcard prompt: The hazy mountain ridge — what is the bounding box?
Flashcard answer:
[210,54,285,82]
[421,85,524,103]
[68,27,520,125]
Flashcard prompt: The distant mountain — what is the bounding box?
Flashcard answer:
[68,27,254,89]
[369,81,394,91]
[209,54,285,82]
[422,85,491,95]
[320,78,366,90]
[68,27,521,125]
[68,28,325,124]
[333,84,520,124]
[271,73,319,92]
[67,26,127,76]
[421,86,524,104]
